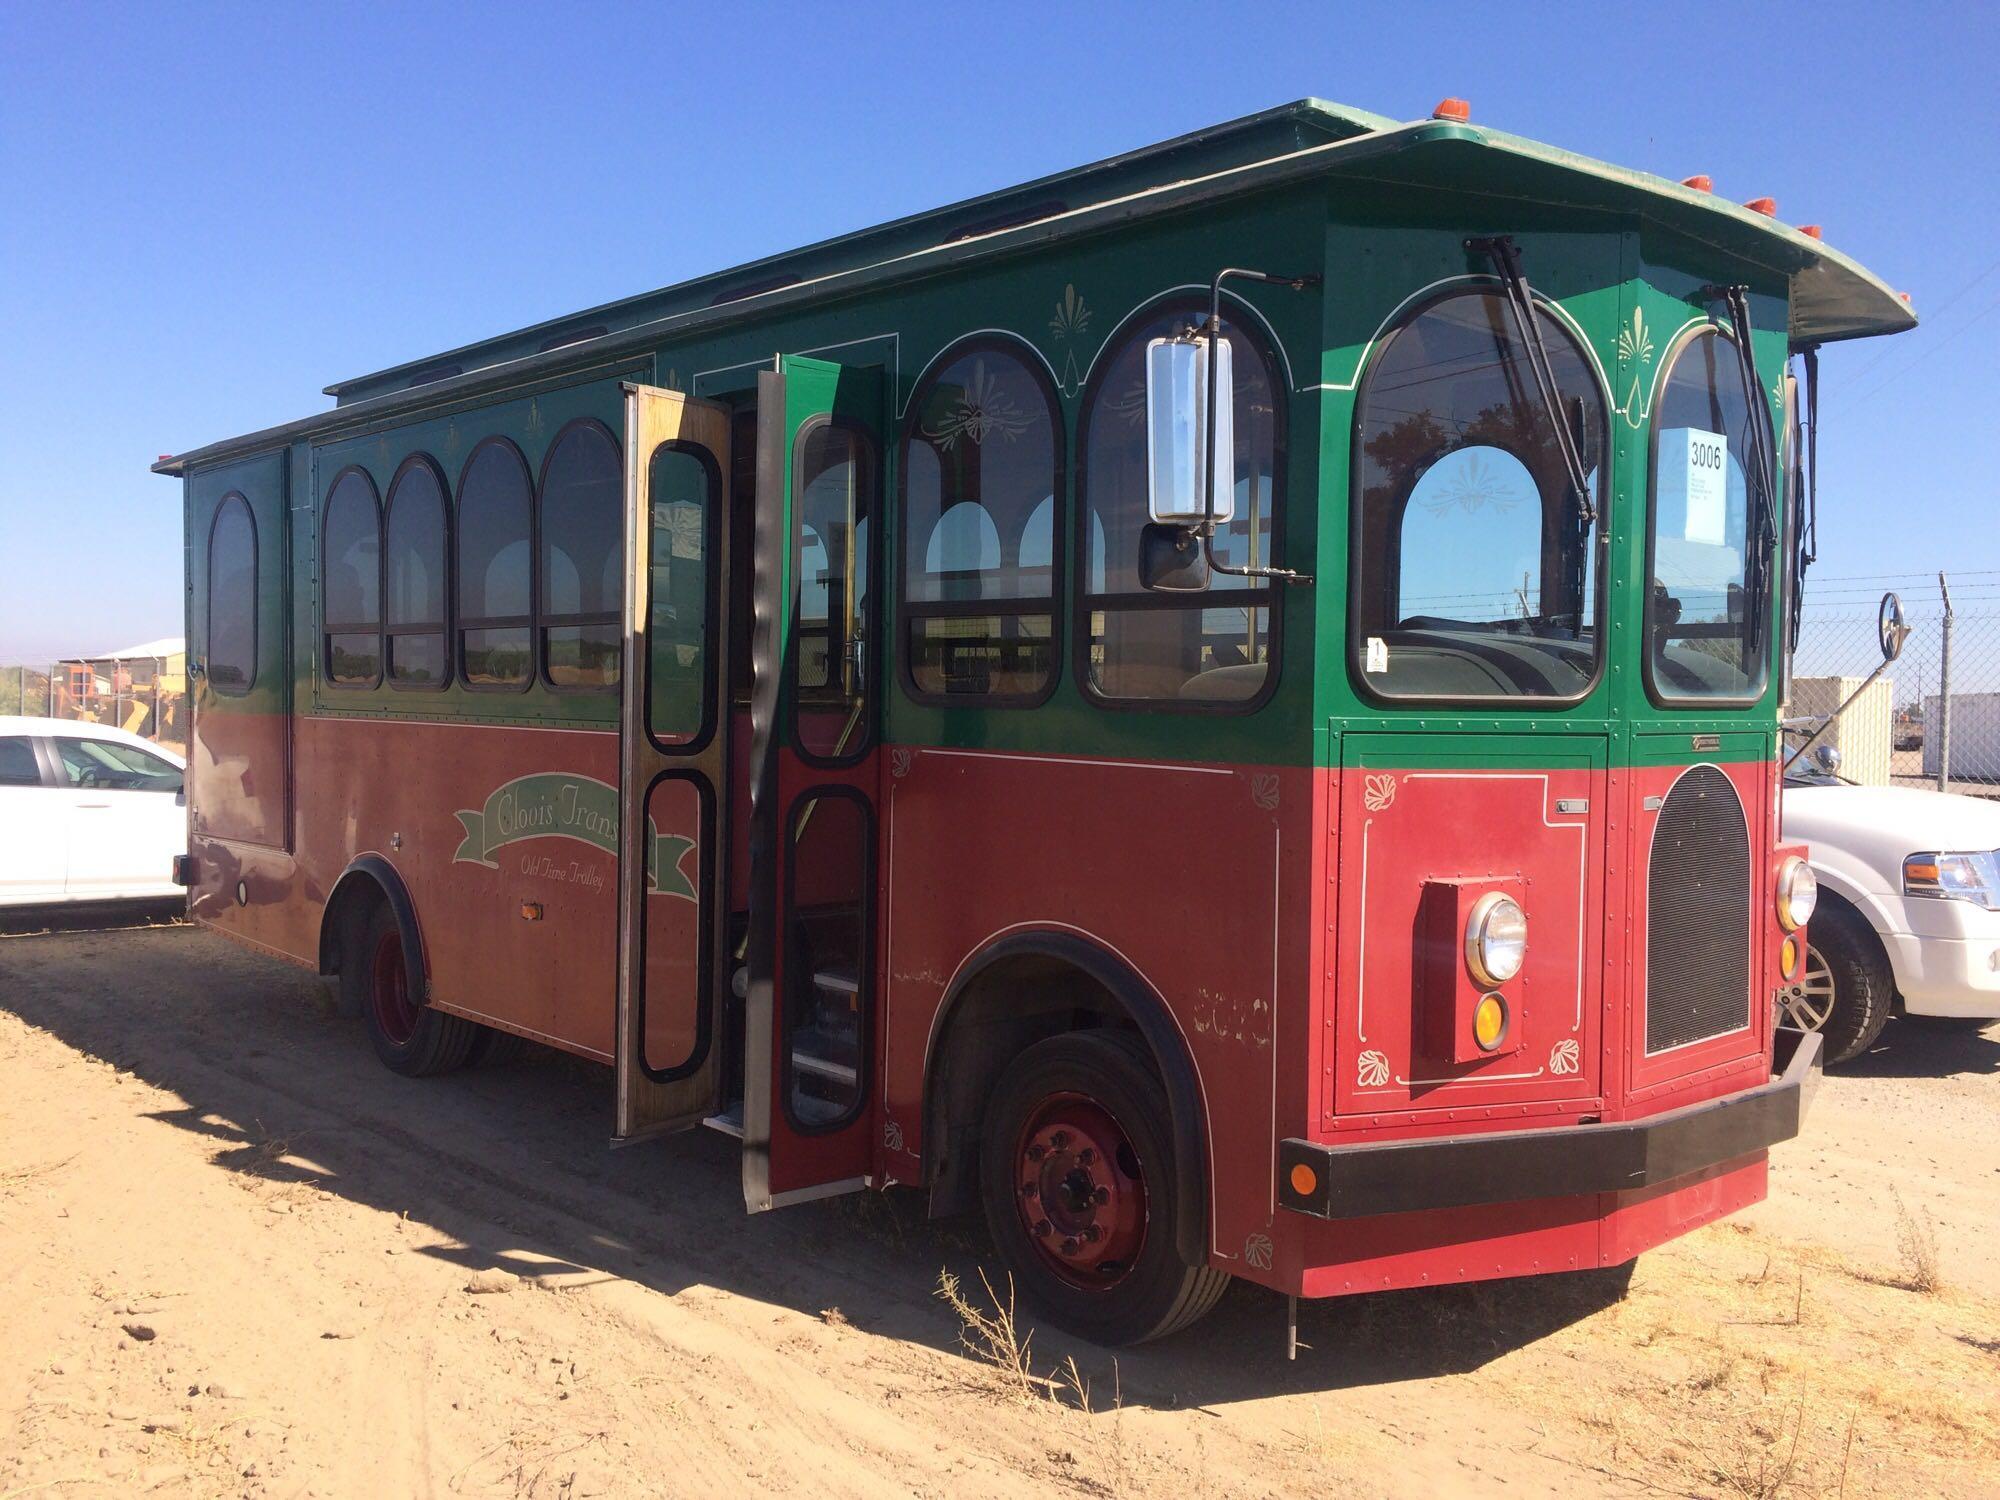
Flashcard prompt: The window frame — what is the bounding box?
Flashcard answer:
[1344,281,1613,709]
[789,413,880,768]
[643,438,725,755]
[319,465,383,691]
[205,491,258,699]
[896,333,1066,710]
[535,416,625,696]
[1071,291,1289,716]
[382,452,454,693]
[1641,322,1774,710]
[454,435,537,695]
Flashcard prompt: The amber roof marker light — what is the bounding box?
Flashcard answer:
[1432,97,1471,122]
[1745,197,1779,216]
[1681,174,1714,192]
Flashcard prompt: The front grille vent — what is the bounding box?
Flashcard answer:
[1646,765,1751,1053]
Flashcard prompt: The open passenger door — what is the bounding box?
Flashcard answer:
[743,356,886,1209]
[614,383,735,1141]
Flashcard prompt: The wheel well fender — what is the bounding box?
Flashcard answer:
[319,854,428,999]
[920,930,1210,1268]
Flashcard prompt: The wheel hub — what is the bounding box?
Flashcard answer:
[1014,1093,1146,1288]
[369,930,418,1046]
[1779,946,1837,1033]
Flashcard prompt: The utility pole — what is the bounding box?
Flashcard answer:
[1937,572,1955,792]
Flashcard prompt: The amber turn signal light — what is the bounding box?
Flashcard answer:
[1780,936,1800,980]
[1474,993,1510,1053]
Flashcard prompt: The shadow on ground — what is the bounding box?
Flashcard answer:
[1838,1014,2000,1079]
[2,922,1638,1410]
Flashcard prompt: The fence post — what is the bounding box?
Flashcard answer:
[1937,572,1955,792]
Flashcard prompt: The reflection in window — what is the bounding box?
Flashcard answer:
[1352,290,1605,700]
[457,438,534,688]
[649,446,713,743]
[1080,300,1279,704]
[55,738,182,793]
[793,424,874,760]
[1648,329,1766,700]
[539,421,622,690]
[901,343,1059,700]
[322,468,381,686]
[206,494,257,695]
[384,457,449,686]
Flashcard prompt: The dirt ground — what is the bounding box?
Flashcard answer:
[2,921,1997,1499]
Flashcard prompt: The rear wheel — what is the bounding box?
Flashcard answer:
[342,902,477,1077]
[1786,905,1893,1065]
[979,1029,1228,1346]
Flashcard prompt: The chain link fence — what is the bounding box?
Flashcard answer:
[1790,573,2000,796]
[2,656,188,750]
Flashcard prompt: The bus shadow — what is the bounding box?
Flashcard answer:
[1839,1017,2000,1079]
[2,925,1623,1409]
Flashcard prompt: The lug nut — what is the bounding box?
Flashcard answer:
[1033,1219,1052,1238]
[1020,1182,1038,1198]
[1082,1225,1103,1243]
[1077,1148,1096,1166]
[1060,1237,1080,1256]
[1050,1130,1071,1149]
[1092,1186,1111,1205]
[1025,1143,1046,1161]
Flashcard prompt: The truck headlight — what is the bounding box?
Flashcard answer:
[1466,893,1527,987]
[1903,851,2000,910]
[1776,856,1817,931]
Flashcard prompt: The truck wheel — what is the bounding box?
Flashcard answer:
[1791,905,1893,1065]
[343,902,476,1077]
[979,1029,1229,1346]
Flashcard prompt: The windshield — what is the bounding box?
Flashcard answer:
[1351,289,1607,700]
[1646,327,1772,701]
[54,737,182,793]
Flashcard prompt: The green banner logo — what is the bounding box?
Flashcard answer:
[452,773,695,900]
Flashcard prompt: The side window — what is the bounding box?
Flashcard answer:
[206,493,258,696]
[792,422,875,761]
[383,456,450,688]
[456,438,534,689]
[1351,289,1607,701]
[1646,328,1766,702]
[322,468,382,687]
[539,420,623,691]
[0,736,40,786]
[1079,298,1282,706]
[648,444,718,744]
[54,738,183,793]
[900,341,1061,702]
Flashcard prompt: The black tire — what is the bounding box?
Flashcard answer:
[341,901,477,1077]
[1805,904,1894,1065]
[466,1024,533,1066]
[978,1029,1229,1347]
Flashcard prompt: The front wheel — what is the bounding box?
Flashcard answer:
[341,902,477,1077]
[1782,905,1893,1065]
[978,1029,1228,1346]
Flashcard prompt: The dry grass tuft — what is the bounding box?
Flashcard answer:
[1890,1189,1943,1296]
[936,1267,1045,1403]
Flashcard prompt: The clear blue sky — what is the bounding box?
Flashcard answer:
[3,0,1994,665]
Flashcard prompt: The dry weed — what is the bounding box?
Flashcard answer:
[935,1267,1045,1403]
[1890,1189,1943,1295]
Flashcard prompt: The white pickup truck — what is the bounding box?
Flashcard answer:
[1781,772,2000,1061]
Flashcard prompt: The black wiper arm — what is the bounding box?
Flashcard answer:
[1467,236,1597,527]
[1704,284,1779,650]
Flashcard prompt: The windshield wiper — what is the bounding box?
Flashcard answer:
[1702,284,1779,654]
[1466,236,1597,528]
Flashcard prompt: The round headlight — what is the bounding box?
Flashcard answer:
[1777,856,1818,931]
[1466,892,1527,988]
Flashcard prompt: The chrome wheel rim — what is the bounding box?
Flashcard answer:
[1780,946,1837,1032]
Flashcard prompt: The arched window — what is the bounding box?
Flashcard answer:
[539,420,623,690]
[1078,296,1282,706]
[456,437,533,689]
[383,455,449,687]
[1647,327,1768,701]
[900,340,1060,703]
[321,467,381,687]
[206,494,257,696]
[1351,287,1607,701]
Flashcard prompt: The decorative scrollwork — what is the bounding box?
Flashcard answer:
[1356,1049,1392,1089]
[1549,1038,1580,1076]
[1362,774,1397,812]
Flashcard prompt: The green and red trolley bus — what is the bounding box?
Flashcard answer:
[157,98,1913,1345]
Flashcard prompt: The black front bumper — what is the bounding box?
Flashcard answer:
[1279,1030,1822,1221]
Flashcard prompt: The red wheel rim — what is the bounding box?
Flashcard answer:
[1013,1091,1148,1290]
[369,929,418,1046]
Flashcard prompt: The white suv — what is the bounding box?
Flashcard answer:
[0,717,187,908]
[1781,774,2000,1061]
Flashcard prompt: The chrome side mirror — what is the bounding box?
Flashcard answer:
[1879,591,1909,662]
[1144,335,1234,527]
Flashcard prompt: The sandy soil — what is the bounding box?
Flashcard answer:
[2,921,1997,1499]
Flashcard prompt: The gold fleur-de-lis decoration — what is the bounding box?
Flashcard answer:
[920,358,1038,450]
[1616,305,1654,367]
[1049,283,1091,341]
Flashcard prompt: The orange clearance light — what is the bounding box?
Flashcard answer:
[1473,993,1510,1052]
[1779,936,1801,980]
[520,901,544,922]
[1745,196,1778,216]
[1289,1162,1319,1197]
[1800,224,1824,240]
[1433,97,1471,122]
[156,452,173,463]
[1899,291,1913,304]
[1681,174,1713,192]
